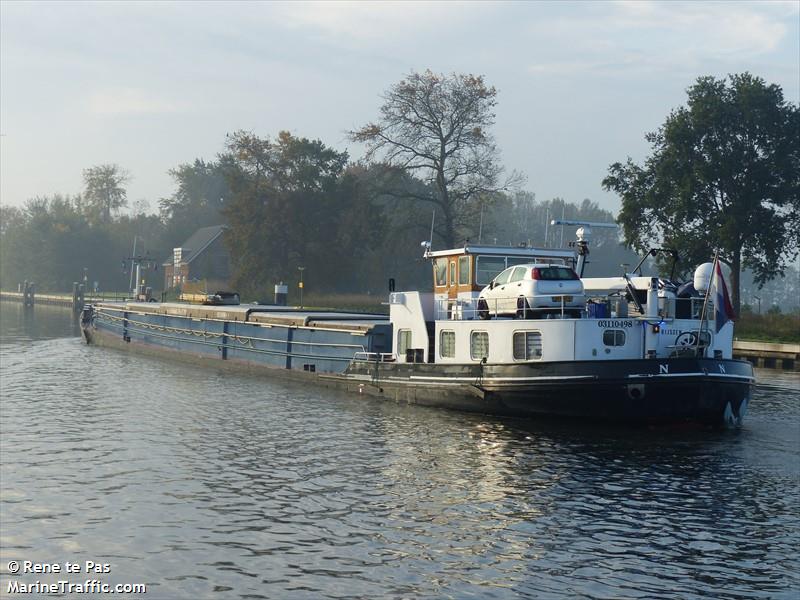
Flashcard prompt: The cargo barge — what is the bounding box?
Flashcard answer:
[81,225,754,426]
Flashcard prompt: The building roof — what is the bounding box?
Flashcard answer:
[425,244,574,260]
[163,225,227,265]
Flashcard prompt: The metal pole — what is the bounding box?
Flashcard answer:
[696,251,719,356]
[544,210,549,247]
[298,267,305,309]
[478,204,484,244]
[128,236,137,294]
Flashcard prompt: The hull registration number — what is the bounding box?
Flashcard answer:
[597,320,634,328]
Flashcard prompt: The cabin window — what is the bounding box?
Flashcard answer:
[603,330,626,346]
[440,330,455,358]
[434,259,447,287]
[458,256,470,285]
[397,329,412,355]
[506,257,531,268]
[449,261,456,286]
[475,256,506,285]
[470,331,489,361]
[513,331,543,360]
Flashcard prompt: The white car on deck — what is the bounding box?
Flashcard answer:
[477,263,584,319]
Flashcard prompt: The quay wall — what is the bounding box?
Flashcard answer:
[732,340,799,372]
[0,290,127,310]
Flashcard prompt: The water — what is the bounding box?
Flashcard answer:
[1,303,798,599]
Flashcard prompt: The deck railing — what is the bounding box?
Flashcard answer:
[434,295,582,321]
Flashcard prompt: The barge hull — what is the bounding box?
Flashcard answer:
[84,321,752,427]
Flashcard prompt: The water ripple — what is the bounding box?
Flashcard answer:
[1,305,798,599]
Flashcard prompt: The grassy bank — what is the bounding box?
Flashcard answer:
[735,312,800,344]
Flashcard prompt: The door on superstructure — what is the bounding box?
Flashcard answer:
[448,260,458,300]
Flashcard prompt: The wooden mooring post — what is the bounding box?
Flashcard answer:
[71,282,85,313]
[22,281,35,307]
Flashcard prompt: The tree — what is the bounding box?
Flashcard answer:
[603,73,800,313]
[350,70,519,248]
[160,159,230,245]
[221,131,348,295]
[82,164,130,224]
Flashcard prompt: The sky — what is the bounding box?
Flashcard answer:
[1,0,798,215]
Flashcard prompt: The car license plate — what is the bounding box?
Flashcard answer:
[552,295,573,302]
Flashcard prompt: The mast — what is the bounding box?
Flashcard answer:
[695,251,719,356]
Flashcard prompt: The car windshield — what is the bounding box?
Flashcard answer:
[510,266,527,282]
[537,266,578,281]
[494,267,514,285]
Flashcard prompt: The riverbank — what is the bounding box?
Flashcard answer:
[735,312,800,344]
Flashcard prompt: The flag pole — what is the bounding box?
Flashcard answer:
[696,250,719,356]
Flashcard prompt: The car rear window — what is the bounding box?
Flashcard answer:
[537,266,578,281]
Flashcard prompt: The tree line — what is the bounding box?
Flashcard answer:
[0,150,623,296]
[1,70,796,312]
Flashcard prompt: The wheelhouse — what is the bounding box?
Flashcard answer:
[426,244,575,319]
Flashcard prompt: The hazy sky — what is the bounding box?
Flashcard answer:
[1,0,798,214]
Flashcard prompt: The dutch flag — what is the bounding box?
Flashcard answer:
[712,261,735,333]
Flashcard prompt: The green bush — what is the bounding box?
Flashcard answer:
[735,312,800,343]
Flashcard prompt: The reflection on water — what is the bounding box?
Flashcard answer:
[1,303,798,599]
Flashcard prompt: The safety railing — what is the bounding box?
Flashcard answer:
[353,352,396,362]
[434,295,583,321]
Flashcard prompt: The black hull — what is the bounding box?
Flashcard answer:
[341,358,753,426]
[83,324,753,427]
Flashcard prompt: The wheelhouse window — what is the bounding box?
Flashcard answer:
[603,330,626,346]
[449,261,456,286]
[475,256,506,285]
[506,257,531,268]
[434,259,447,286]
[458,256,470,285]
[470,331,489,361]
[398,329,412,355]
[513,331,543,360]
[440,330,455,358]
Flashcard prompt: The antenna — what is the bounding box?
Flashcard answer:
[478,203,484,243]
[544,209,549,248]
[420,209,436,258]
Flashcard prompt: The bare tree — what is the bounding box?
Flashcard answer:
[82,164,130,224]
[351,70,520,247]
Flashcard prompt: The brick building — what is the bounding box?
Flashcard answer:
[163,225,231,290]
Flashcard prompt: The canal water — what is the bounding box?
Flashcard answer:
[1,303,798,599]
